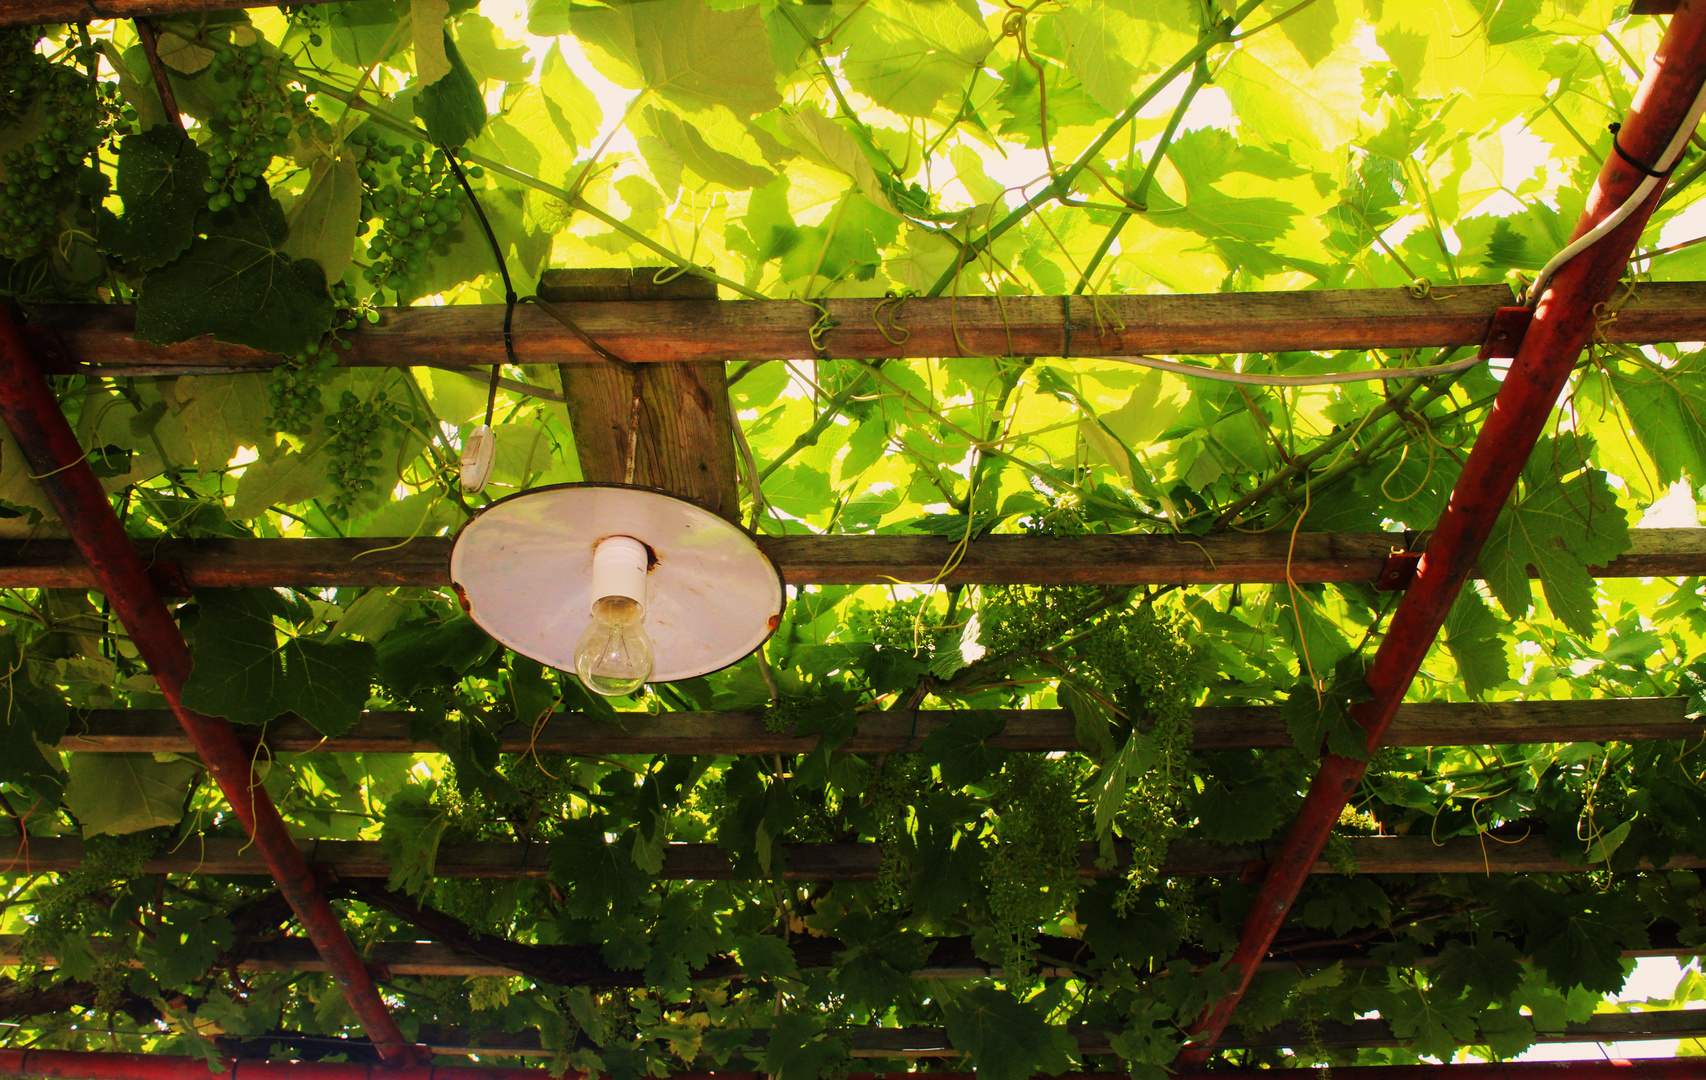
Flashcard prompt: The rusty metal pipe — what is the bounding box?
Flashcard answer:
[0,308,418,1066]
[1178,0,1706,1062]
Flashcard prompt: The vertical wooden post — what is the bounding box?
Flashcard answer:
[540,268,740,522]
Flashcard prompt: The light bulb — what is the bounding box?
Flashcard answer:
[574,594,654,696]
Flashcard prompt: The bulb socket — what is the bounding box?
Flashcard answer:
[589,535,649,614]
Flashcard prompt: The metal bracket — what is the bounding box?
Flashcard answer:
[1479,306,1534,360]
[1375,552,1422,591]
[145,562,192,598]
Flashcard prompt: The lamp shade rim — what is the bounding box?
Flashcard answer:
[449,482,786,683]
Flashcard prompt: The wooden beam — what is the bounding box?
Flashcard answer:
[6,528,1705,589]
[0,0,271,23]
[25,282,1706,372]
[542,269,739,521]
[56,697,1700,755]
[0,835,1693,880]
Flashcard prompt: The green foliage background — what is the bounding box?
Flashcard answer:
[2,0,1706,1072]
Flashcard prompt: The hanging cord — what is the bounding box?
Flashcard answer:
[444,148,517,428]
[1526,82,1706,306]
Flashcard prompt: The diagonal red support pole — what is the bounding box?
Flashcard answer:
[1178,4,1706,1065]
[0,309,420,1067]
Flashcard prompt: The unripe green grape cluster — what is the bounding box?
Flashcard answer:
[199,42,300,212]
[0,29,116,260]
[323,389,412,519]
[267,282,365,436]
[352,129,467,291]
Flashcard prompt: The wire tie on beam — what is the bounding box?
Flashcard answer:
[1609,122,1674,177]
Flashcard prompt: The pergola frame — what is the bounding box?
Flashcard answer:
[0,1,1703,1075]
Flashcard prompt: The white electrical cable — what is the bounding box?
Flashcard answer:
[1090,351,1486,386]
[1526,79,1706,305]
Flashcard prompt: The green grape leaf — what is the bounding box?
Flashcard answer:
[919,710,1008,787]
[172,374,272,470]
[231,446,334,519]
[278,636,378,737]
[415,33,487,149]
[182,589,288,725]
[839,0,988,119]
[182,590,377,734]
[758,1014,848,1080]
[0,638,68,797]
[1608,354,1706,489]
[140,909,233,988]
[284,147,363,281]
[135,183,334,357]
[1523,890,1649,993]
[1431,935,1526,1004]
[573,0,780,118]
[1380,982,1480,1062]
[1480,438,1630,636]
[103,125,211,270]
[1441,588,1511,700]
[733,934,800,982]
[1280,655,1372,760]
[941,986,1078,1080]
[1474,1006,1538,1060]
[1680,658,1706,718]
[550,818,649,920]
[378,783,448,896]
[639,107,774,191]
[64,753,202,837]
[411,0,451,86]
[1192,776,1281,844]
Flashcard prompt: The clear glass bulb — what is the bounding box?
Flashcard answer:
[574,595,654,697]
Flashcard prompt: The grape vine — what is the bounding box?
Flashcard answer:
[0,27,115,261]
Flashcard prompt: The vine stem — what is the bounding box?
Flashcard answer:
[1073,58,1212,295]
[1207,356,1466,531]
[292,73,765,301]
[756,366,877,483]
[922,0,1262,298]
[133,20,184,132]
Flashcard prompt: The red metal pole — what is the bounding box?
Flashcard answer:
[0,1052,1697,1080]
[1179,1,1706,1064]
[0,312,418,1067]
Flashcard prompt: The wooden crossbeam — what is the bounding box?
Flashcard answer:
[24,283,1706,372]
[6,529,1705,589]
[56,698,1699,755]
[0,835,1692,879]
[5,934,1692,986]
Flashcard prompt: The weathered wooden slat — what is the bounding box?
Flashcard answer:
[5,529,1704,589]
[0,0,269,23]
[0,835,1693,880]
[25,283,1706,372]
[55,697,1699,755]
[5,934,1693,989]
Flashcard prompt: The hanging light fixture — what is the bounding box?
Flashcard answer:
[450,483,785,696]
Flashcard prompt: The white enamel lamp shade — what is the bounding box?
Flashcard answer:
[449,484,785,682]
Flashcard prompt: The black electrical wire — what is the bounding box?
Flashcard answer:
[443,147,516,428]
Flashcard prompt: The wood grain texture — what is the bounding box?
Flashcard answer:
[26,282,1706,371]
[55,697,1699,755]
[0,0,267,22]
[2,529,1701,588]
[0,835,1691,880]
[546,270,739,521]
